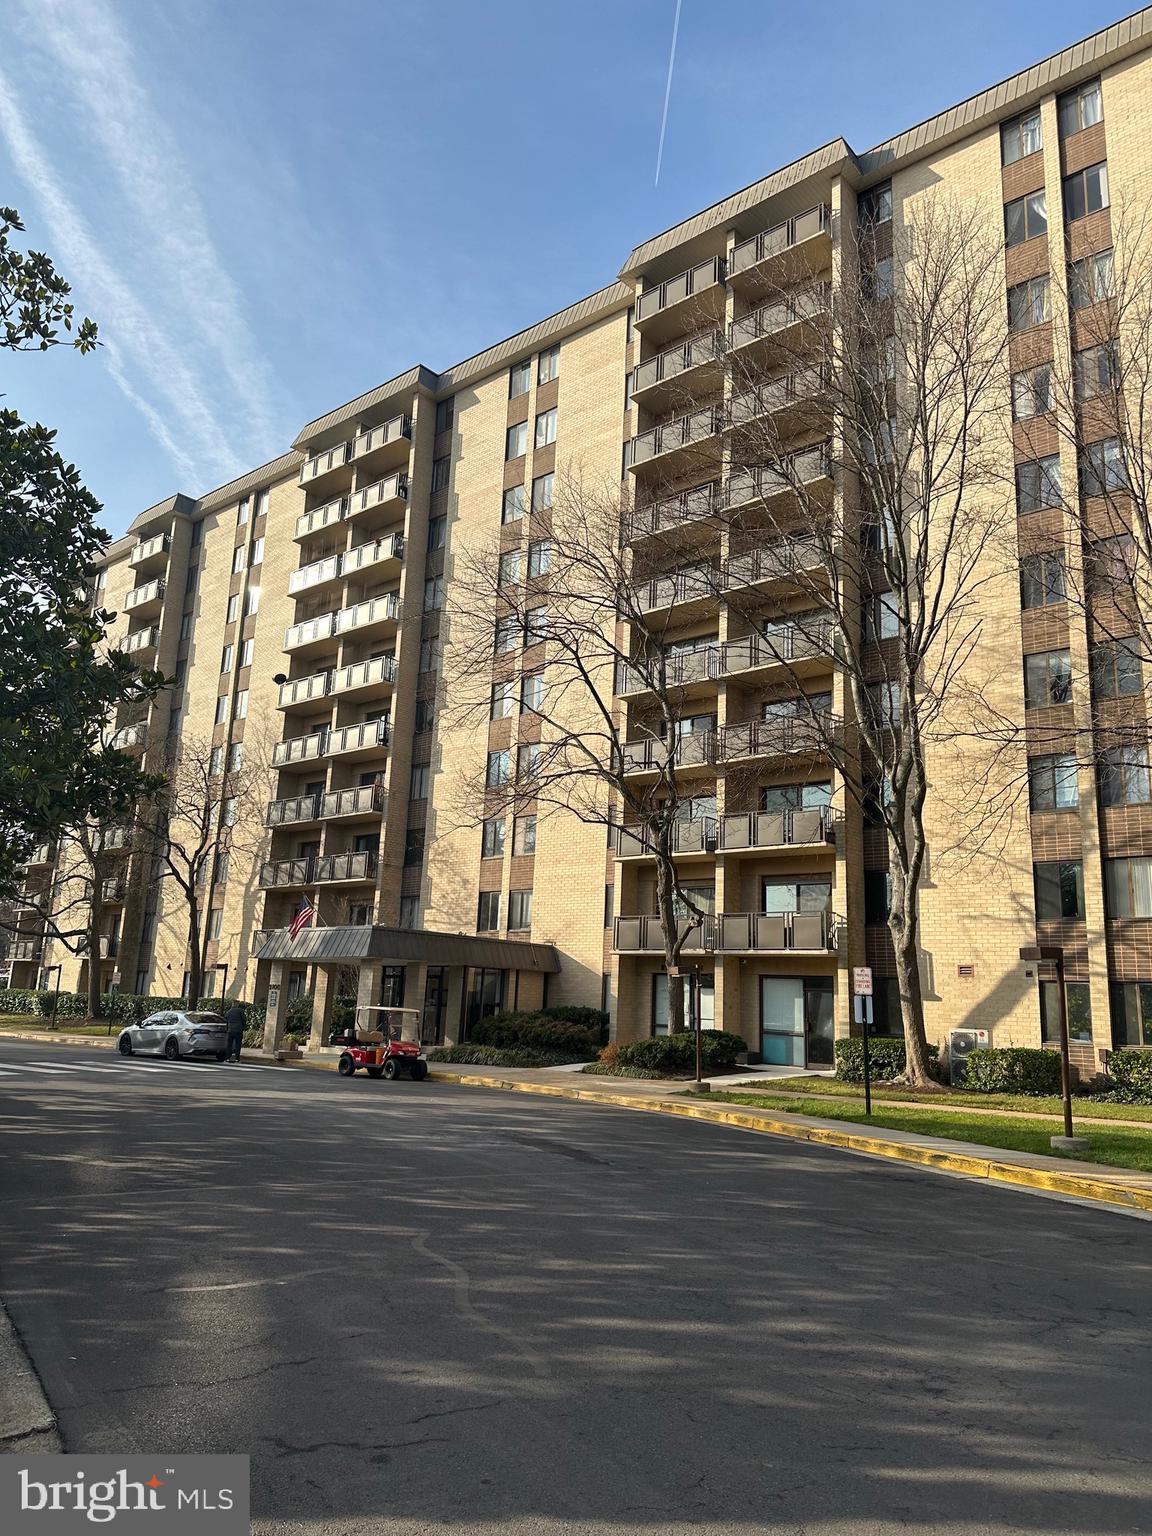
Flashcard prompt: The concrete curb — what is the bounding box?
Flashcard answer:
[423,1070,1152,1216]
[0,1029,115,1049]
[0,1301,59,1453]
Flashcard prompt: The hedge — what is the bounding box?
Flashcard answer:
[0,986,276,1036]
[834,1037,939,1082]
[1104,1049,1152,1104]
[427,1043,585,1068]
[962,1046,1062,1095]
[615,1030,746,1075]
[471,1010,600,1059]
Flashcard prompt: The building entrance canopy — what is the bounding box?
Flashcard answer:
[255,923,560,973]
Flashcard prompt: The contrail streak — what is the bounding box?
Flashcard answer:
[654,0,683,187]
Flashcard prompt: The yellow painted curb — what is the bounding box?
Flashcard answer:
[424,1070,1152,1216]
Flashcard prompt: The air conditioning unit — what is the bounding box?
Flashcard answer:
[948,1027,990,1086]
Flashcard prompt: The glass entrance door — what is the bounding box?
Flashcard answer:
[804,978,835,1065]
[760,977,835,1065]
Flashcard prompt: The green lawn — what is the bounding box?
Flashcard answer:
[705,1090,1152,1173]
[0,1015,114,1036]
[727,1076,1152,1124]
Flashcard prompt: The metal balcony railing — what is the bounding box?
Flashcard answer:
[336,592,400,637]
[299,441,351,484]
[288,553,342,596]
[612,909,840,953]
[635,256,725,324]
[631,329,725,398]
[123,579,165,611]
[724,539,824,591]
[259,857,313,889]
[728,283,831,350]
[329,719,391,755]
[331,655,397,696]
[111,723,147,751]
[320,784,383,819]
[295,496,349,540]
[351,415,412,460]
[278,671,332,709]
[639,564,717,612]
[314,851,378,883]
[341,535,404,578]
[101,880,127,903]
[719,446,832,512]
[284,612,337,651]
[10,939,43,962]
[272,731,329,767]
[121,626,160,655]
[621,731,716,773]
[346,474,408,519]
[626,481,719,541]
[719,623,835,675]
[715,715,840,762]
[626,405,724,470]
[717,807,839,851]
[612,915,711,952]
[616,644,718,695]
[614,817,718,858]
[729,205,830,279]
[101,827,131,852]
[130,532,170,566]
[265,793,322,827]
[727,367,827,427]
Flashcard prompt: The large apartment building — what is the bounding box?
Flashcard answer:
[18,10,1152,1068]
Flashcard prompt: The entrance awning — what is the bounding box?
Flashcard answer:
[254,924,560,972]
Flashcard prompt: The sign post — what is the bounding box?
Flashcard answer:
[852,967,874,1116]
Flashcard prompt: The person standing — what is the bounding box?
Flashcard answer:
[224,1002,246,1063]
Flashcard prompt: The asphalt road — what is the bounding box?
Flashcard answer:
[0,1037,1149,1536]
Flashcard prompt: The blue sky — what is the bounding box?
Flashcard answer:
[0,0,1128,539]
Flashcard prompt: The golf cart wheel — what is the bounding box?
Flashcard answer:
[118,1034,133,1056]
[338,1054,356,1076]
[382,1058,399,1080]
[163,1036,180,1061]
[366,1065,385,1079]
[411,1061,429,1081]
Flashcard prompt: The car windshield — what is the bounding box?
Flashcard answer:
[186,1013,225,1024]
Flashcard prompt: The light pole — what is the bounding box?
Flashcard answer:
[1019,944,1087,1152]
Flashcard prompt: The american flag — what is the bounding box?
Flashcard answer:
[289,897,315,940]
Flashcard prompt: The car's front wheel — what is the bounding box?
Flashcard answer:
[163,1037,181,1061]
[118,1034,133,1056]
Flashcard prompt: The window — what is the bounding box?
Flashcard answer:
[1024,649,1072,707]
[237,497,249,526]
[525,604,547,646]
[234,689,248,720]
[185,564,199,594]
[859,182,891,225]
[506,421,528,459]
[865,592,900,642]
[1090,638,1142,699]
[495,616,519,654]
[209,745,224,777]
[534,407,557,449]
[1015,454,1062,514]
[482,818,506,858]
[419,638,440,673]
[486,750,509,787]
[513,816,537,855]
[477,890,501,931]
[1058,78,1103,138]
[490,680,515,719]
[521,672,545,714]
[214,695,228,725]
[1012,364,1052,421]
[517,742,541,780]
[1020,549,1066,609]
[498,550,521,587]
[214,850,230,886]
[404,827,425,865]
[502,484,525,523]
[1063,162,1109,223]
[226,593,240,624]
[537,345,559,385]
[1080,437,1128,499]
[435,397,455,435]
[1007,275,1051,333]
[220,795,237,828]
[531,472,554,512]
[239,638,254,668]
[207,907,223,940]
[864,870,891,924]
[427,515,446,551]
[867,679,902,727]
[603,883,614,927]
[227,742,243,771]
[415,697,435,733]
[410,763,429,799]
[233,544,245,574]
[399,896,418,930]
[1034,860,1085,919]
[1028,753,1079,811]
[509,360,531,398]
[1040,981,1093,1043]
[431,455,451,493]
[508,889,532,930]
[423,576,444,612]
[220,643,234,673]
[1110,981,1152,1047]
[1100,746,1151,808]
[1070,249,1115,309]
[254,489,269,519]
[180,612,193,641]
[244,585,260,617]
[1004,191,1047,247]
[870,256,893,299]
[1001,108,1042,165]
[527,540,551,578]
[250,537,264,566]
[1106,857,1152,918]
[1074,342,1119,402]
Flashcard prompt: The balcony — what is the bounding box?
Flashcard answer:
[101,827,131,852]
[284,612,337,654]
[729,283,831,356]
[719,446,833,514]
[288,553,342,597]
[123,579,165,617]
[612,909,840,953]
[616,644,718,697]
[111,723,147,752]
[625,404,724,474]
[272,730,330,768]
[346,473,408,526]
[341,534,404,583]
[121,625,160,659]
[724,539,824,594]
[621,731,715,775]
[130,531,170,574]
[626,481,719,543]
[316,850,378,884]
[718,807,839,853]
[727,367,828,434]
[729,206,831,290]
[612,914,711,953]
[614,818,718,859]
[278,670,332,711]
[351,415,412,471]
[10,939,43,963]
[320,783,384,820]
[634,256,726,343]
[639,564,719,621]
[295,496,348,542]
[265,793,322,828]
[299,440,352,490]
[630,329,725,411]
[101,879,127,904]
[331,655,397,701]
[21,843,56,867]
[336,591,401,642]
[719,623,835,680]
[715,714,840,763]
[259,857,314,890]
[329,719,392,759]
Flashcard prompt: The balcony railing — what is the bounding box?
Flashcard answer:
[352,415,412,461]
[331,655,397,697]
[727,367,827,427]
[101,827,131,852]
[640,564,717,613]
[715,715,840,762]
[346,474,408,519]
[724,539,824,591]
[329,719,391,756]
[259,857,313,889]
[626,405,724,470]
[284,612,337,651]
[111,723,147,751]
[614,818,718,858]
[616,644,718,695]
[635,256,725,324]
[10,939,43,963]
[121,626,160,656]
[613,909,840,953]
[626,481,718,541]
[719,623,835,675]
[631,329,725,398]
[123,579,165,612]
[730,206,831,279]
[342,534,404,578]
[612,914,711,952]
[265,793,321,827]
[272,730,329,768]
[719,447,832,512]
[299,441,351,485]
[130,532,170,567]
[288,553,342,596]
[336,591,400,638]
[101,880,127,903]
[315,851,378,883]
[621,731,715,773]
[278,671,332,709]
[320,783,384,819]
[718,807,839,852]
[22,843,57,866]
[729,283,831,351]
[295,496,348,540]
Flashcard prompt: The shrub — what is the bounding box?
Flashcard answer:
[834,1036,940,1083]
[471,1011,599,1059]
[537,1005,609,1037]
[1104,1049,1152,1104]
[427,1044,582,1068]
[961,1046,1062,1095]
[615,1030,745,1076]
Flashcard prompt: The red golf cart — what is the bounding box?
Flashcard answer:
[334,1006,429,1081]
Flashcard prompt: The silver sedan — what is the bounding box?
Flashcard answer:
[117,1010,230,1062]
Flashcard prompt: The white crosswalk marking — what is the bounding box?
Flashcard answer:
[0,1054,300,1081]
